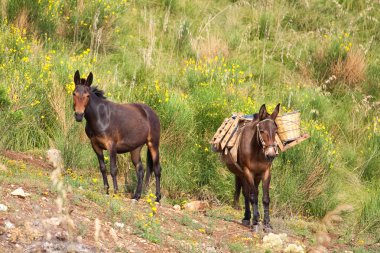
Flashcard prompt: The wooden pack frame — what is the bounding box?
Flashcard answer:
[210,113,310,162]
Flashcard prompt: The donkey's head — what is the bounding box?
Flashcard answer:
[256,103,280,162]
[73,70,93,122]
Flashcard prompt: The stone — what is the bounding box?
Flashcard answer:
[5,220,15,229]
[114,222,125,229]
[173,204,181,211]
[11,187,31,198]
[0,204,8,212]
[183,201,210,211]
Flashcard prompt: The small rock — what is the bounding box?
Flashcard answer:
[0,204,8,211]
[5,220,15,229]
[262,233,284,251]
[284,243,305,253]
[114,222,125,229]
[41,197,48,201]
[183,201,210,211]
[11,187,31,198]
[173,204,181,211]
[131,199,138,204]
[206,246,217,253]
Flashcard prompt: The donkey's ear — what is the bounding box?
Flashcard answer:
[258,104,268,120]
[85,72,93,87]
[74,70,81,86]
[271,103,280,120]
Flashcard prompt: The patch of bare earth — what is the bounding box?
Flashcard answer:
[1,151,372,252]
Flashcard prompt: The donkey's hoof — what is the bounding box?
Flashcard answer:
[132,194,141,200]
[242,219,250,227]
[251,224,260,233]
[263,224,273,233]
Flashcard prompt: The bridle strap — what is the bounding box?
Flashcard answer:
[256,119,279,155]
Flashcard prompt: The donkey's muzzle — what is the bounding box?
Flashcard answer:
[264,146,278,162]
[265,154,276,162]
[75,112,84,122]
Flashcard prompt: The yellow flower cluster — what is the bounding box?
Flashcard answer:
[65,168,84,183]
[182,56,250,88]
[304,120,337,162]
[143,192,159,229]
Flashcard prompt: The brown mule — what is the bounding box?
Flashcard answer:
[72,70,162,202]
[222,104,280,232]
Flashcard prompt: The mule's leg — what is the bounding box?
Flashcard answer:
[91,142,109,194]
[131,146,144,200]
[241,179,251,226]
[262,169,272,232]
[147,142,161,202]
[252,176,261,232]
[109,147,119,194]
[144,148,153,192]
[233,175,242,210]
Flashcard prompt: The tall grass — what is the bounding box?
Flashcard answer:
[0,0,379,241]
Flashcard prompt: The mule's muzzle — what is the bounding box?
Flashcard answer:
[264,146,278,162]
[265,154,276,162]
[74,112,84,122]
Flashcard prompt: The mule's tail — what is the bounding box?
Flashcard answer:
[145,148,154,184]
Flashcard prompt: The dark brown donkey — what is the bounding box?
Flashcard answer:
[72,70,162,202]
[222,104,280,232]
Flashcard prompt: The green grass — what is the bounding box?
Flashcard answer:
[0,0,379,242]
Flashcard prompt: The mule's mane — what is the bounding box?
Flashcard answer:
[91,86,106,99]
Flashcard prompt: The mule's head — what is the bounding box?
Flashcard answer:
[257,103,280,162]
[73,70,93,122]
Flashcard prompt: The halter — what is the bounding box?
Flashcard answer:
[256,118,279,155]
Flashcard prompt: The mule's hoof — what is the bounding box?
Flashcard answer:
[263,224,273,233]
[251,224,260,233]
[242,219,250,227]
[132,194,141,200]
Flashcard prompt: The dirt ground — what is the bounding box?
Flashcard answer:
[0,150,378,253]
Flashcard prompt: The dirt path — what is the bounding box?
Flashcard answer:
[0,151,376,253]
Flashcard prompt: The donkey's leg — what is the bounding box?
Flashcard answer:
[144,148,153,192]
[131,146,144,200]
[91,142,109,194]
[233,175,242,210]
[251,176,261,233]
[262,169,272,232]
[147,142,161,202]
[252,176,261,226]
[241,179,251,226]
[109,147,119,194]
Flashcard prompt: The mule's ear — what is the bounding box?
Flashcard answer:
[74,70,81,86]
[271,103,280,120]
[258,104,268,120]
[85,72,93,87]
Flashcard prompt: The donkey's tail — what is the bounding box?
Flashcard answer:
[146,148,154,179]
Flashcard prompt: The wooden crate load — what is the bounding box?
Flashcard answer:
[210,111,310,161]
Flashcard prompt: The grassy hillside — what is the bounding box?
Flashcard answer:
[0,0,379,246]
